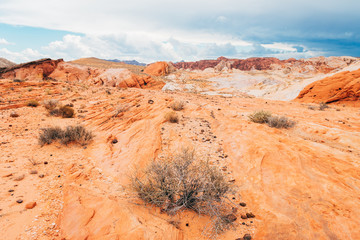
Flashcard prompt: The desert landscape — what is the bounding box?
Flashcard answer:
[0,55,359,240]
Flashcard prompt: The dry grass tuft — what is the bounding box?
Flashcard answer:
[319,102,330,111]
[165,111,179,123]
[131,148,236,237]
[248,110,272,123]
[27,100,40,107]
[44,100,74,118]
[43,99,59,110]
[170,101,185,111]
[267,116,296,129]
[39,125,93,146]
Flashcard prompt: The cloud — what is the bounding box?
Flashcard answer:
[0,47,44,62]
[0,38,13,45]
[0,0,359,61]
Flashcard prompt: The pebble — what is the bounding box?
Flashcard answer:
[25,202,37,209]
[246,212,255,218]
[112,139,118,144]
[241,214,248,219]
[8,189,14,192]
[239,202,246,207]
[30,170,38,174]
[243,234,252,240]
[16,199,23,204]
[38,174,45,178]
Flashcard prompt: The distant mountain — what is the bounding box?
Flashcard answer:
[105,59,146,66]
[0,57,16,68]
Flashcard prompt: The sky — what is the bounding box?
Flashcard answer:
[0,0,359,63]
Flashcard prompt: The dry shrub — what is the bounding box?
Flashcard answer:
[319,102,329,111]
[170,101,185,111]
[113,105,129,118]
[10,111,19,118]
[165,111,179,123]
[27,100,40,107]
[267,116,296,129]
[39,125,93,146]
[248,110,272,123]
[43,99,59,110]
[131,148,236,237]
[45,100,75,118]
[59,105,74,118]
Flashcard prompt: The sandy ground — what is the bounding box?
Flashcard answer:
[0,76,360,239]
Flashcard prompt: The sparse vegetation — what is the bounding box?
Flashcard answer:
[10,111,19,118]
[43,99,59,110]
[131,148,236,237]
[248,110,295,129]
[113,105,129,117]
[13,79,23,83]
[44,100,75,118]
[319,102,329,111]
[27,100,40,107]
[267,116,296,129]
[248,110,272,123]
[59,105,75,118]
[165,111,179,123]
[170,101,185,111]
[39,125,93,146]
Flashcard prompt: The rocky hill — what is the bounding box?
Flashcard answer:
[173,56,358,73]
[0,57,16,68]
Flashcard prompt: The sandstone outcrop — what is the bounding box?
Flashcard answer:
[0,59,164,89]
[144,61,175,76]
[296,68,360,106]
[174,56,358,73]
[0,58,63,80]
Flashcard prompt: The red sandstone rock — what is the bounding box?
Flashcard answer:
[25,202,36,209]
[296,68,360,106]
[144,61,174,76]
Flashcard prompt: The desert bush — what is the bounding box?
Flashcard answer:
[131,148,236,237]
[59,105,74,118]
[248,110,272,123]
[113,105,129,118]
[27,100,40,107]
[319,102,329,111]
[43,99,59,110]
[13,79,23,83]
[10,111,19,118]
[170,101,185,111]
[267,116,296,129]
[39,125,93,146]
[165,111,179,123]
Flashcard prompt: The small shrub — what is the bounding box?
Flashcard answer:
[27,100,40,107]
[267,116,296,129]
[308,105,317,110]
[13,79,23,83]
[113,105,129,118]
[43,99,59,110]
[131,148,236,237]
[248,110,272,123]
[165,111,179,123]
[10,111,19,118]
[319,102,329,111]
[170,101,185,111]
[39,125,93,146]
[59,105,74,118]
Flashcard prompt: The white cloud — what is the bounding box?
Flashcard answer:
[0,47,44,62]
[0,38,13,45]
